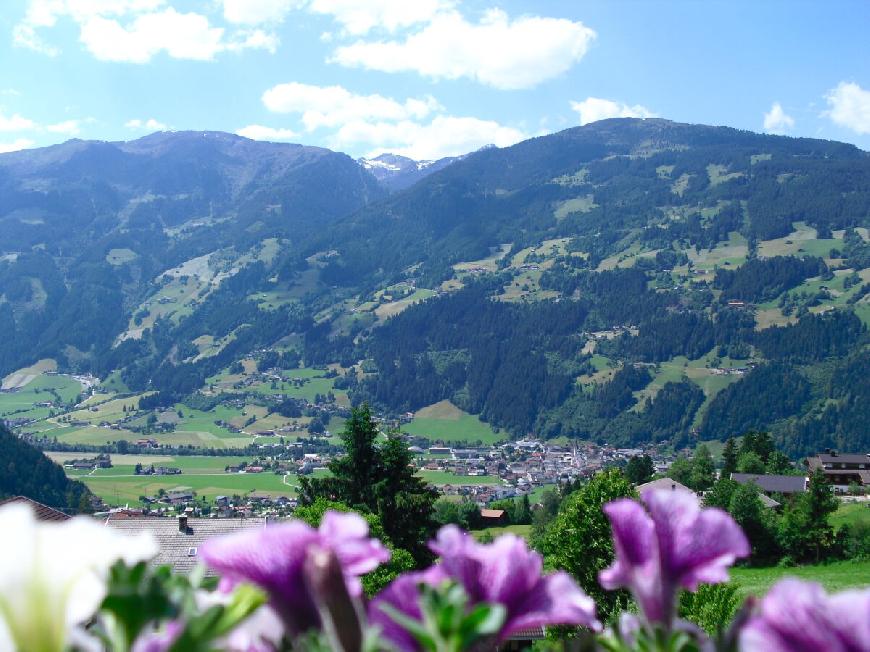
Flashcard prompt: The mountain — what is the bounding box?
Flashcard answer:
[0,131,384,375]
[1,120,868,457]
[358,152,463,192]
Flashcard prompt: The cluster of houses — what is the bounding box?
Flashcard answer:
[62,454,112,471]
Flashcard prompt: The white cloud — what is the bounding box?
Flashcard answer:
[570,97,656,125]
[762,102,795,134]
[309,0,453,35]
[0,112,37,132]
[824,81,870,135]
[125,118,168,130]
[334,115,526,160]
[15,0,275,62]
[79,9,227,62]
[236,125,298,141]
[331,8,595,90]
[262,82,441,130]
[46,119,81,136]
[13,0,165,55]
[222,0,301,25]
[0,138,36,154]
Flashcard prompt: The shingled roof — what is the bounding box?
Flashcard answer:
[104,516,267,574]
[731,473,807,494]
[0,496,71,521]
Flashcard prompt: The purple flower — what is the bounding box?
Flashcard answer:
[131,621,183,652]
[369,526,599,650]
[201,511,389,636]
[599,488,749,626]
[740,579,870,652]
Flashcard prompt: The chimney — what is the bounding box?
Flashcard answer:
[178,515,188,533]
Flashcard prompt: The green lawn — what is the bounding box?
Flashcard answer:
[71,454,298,505]
[81,471,295,505]
[0,373,84,419]
[417,470,502,486]
[730,559,870,597]
[830,501,870,529]
[472,524,532,540]
[401,400,505,444]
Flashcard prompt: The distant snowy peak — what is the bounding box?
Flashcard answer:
[358,152,465,192]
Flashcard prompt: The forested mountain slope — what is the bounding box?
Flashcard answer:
[0,424,93,511]
[1,120,868,456]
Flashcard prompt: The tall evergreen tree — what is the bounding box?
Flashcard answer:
[721,437,739,478]
[299,405,438,564]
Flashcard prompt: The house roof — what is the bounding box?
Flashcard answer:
[758,494,781,509]
[731,473,807,494]
[0,496,71,521]
[808,453,870,467]
[636,477,693,494]
[480,509,505,518]
[105,516,267,574]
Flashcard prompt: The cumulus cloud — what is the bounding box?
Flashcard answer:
[824,81,870,135]
[262,82,441,131]
[257,81,523,159]
[45,119,81,136]
[0,112,37,132]
[236,125,298,141]
[762,102,795,133]
[309,0,453,35]
[570,97,656,125]
[334,115,526,160]
[222,0,301,25]
[14,0,275,62]
[0,138,36,154]
[125,118,168,130]
[331,8,596,90]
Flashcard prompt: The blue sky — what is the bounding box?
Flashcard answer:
[1,0,869,159]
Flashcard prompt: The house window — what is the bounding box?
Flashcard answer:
[187,547,197,557]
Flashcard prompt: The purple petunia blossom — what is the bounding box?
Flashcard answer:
[740,579,870,652]
[599,488,749,626]
[369,526,599,651]
[200,511,389,636]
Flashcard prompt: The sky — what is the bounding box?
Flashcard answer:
[1,0,869,160]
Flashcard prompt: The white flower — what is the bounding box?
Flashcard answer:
[0,504,157,652]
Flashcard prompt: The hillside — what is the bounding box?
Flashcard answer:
[0,423,93,512]
[1,119,869,457]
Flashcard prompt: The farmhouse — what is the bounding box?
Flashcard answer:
[805,451,870,492]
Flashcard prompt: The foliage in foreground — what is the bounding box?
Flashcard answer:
[2,481,868,652]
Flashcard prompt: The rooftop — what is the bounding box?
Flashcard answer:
[0,496,71,521]
[636,477,693,494]
[731,473,808,494]
[104,516,267,574]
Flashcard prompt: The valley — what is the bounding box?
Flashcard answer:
[1,119,869,509]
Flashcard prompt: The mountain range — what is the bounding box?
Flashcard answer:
[1,119,868,457]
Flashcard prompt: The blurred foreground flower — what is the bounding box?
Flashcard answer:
[370,525,599,650]
[599,488,749,628]
[200,510,389,637]
[0,503,156,652]
[740,578,870,652]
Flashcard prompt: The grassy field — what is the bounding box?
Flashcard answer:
[401,400,506,444]
[81,471,295,505]
[0,372,84,421]
[417,470,502,486]
[831,501,870,529]
[471,524,532,540]
[730,559,870,597]
[62,454,297,505]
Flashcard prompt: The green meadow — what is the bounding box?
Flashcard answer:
[401,400,506,444]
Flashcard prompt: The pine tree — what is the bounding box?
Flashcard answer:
[721,437,738,478]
